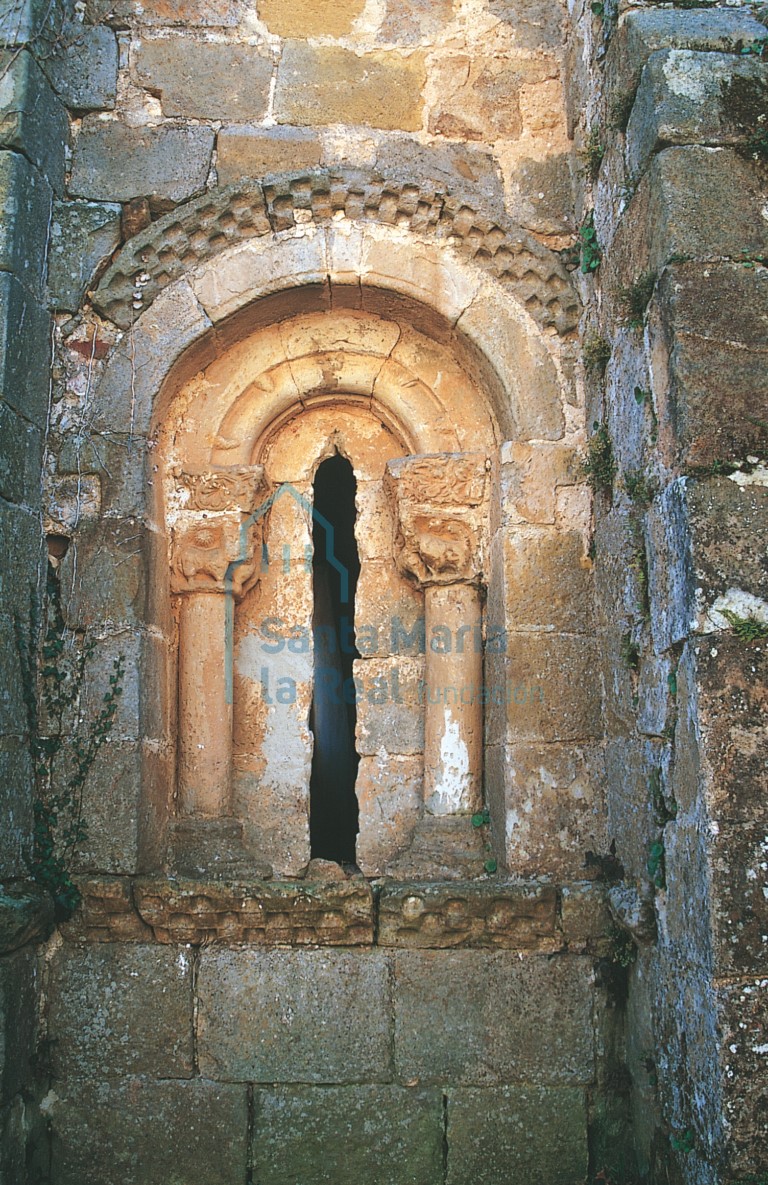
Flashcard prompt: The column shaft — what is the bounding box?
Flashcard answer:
[177,592,232,817]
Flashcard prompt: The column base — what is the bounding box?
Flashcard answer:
[167,818,273,881]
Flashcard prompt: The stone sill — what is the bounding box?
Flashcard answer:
[60,875,612,954]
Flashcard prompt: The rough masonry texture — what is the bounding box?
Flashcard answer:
[0,0,767,1182]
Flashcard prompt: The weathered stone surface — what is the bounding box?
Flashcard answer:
[612,147,768,287]
[67,741,142,875]
[718,978,768,1175]
[48,1078,248,1185]
[0,503,43,620]
[0,150,52,299]
[499,442,581,524]
[42,24,118,110]
[252,1086,443,1185]
[496,635,601,743]
[649,263,768,468]
[260,0,365,37]
[394,951,594,1084]
[0,50,67,192]
[503,529,593,633]
[0,401,43,505]
[489,0,565,49]
[197,949,391,1082]
[133,877,374,945]
[502,743,607,880]
[48,200,122,311]
[378,881,558,950]
[0,272,50,427]
[69,119,214,203]
[218,126,322,186]
[428,56,550,142]
[627,50,768,177]
[0,0,60,44]
[711,822,768,977]
[86,0,243,23]
[560,883,612,953]
[0,882,53,953]
[59,876,151,943]
[694,635,768,824]
[0,948,37,1104]
[506,151,575,237]
[387,815,488,881]
[447,1086,588,1185]
[606,8,768,100]
[0,612,27,739]
[48,943,193,1079]
[373,135,505,211]
[59,518,148,629]
[275,44,425,132]
[379,0,453,45]
[356,754,422,876]
[133,37,272,121]
[645,479,692,655]
[355,656,425,755]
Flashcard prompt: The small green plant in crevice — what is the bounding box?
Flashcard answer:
[610,87,637,132]
[624,469,658,507]
[578,216,602,274]
[721,609,768,640]
[634,386,659,446]
[721,74,768,161]
[583,334,612,376]
[670,1129,695,1155]
[617,271,657,330]
[472,807,497,874]
[608,924,637,968]
[620,632,641,672]
[647,839,666,891]
[580,127,606,181]
[15,561,125,921]
[583,422,617,494]
[649,769,677,827]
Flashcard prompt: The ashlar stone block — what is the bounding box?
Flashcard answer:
[260,0,366,38]
[48,1078,248,1185]
[447,1086,588,1185]
[217,126,321,186]
[70,118,214,203]
[47,943,194,1079]
[252,1086,443,1185]
[48,200,122,312]
[133,37,273,121]
[275,44,425,132]
[394,950,594,1085]
[0,150,52,300]
[197,949,392,1083]
[428,55,553,142]
[42,24,118,111]
[86,0,243,24]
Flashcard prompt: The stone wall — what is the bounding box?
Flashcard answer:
[1,0,767,1181]
[0,1,68,1177]
[569,2,768,1179]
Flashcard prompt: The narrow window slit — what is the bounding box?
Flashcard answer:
[309,453,360,863]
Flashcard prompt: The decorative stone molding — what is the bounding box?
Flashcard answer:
[174,464,267,512]
[92,169,579,335]
[378,882,559,951]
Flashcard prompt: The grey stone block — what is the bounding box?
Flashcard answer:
[0,503,43,622]
[507,151,575,236]
[0,948,37,1105]
[68,741,142,875]
[252,1086,444,1185]
[606,8,768,99]
[42,24,118,111]
[0,271,52,427]
[372,136,506,214]
[133,36,272,121]
[0,613,27,738]
[0,150,52,299]
[69,118,214,203]
[48,1078,248,1185]
[0,49,68,193]
[611,147,768,288]
[0,0,59,46]
[0,739,33,879]
[447,1086,588,1185]
[86,0,244,25]
[0,401,43,506]
[197,948,392,1082]
[49,200,122,311]
[394,950,595,1085]
[627,50,768,178]
[48,943,194,1079]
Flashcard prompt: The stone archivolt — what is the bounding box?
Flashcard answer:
[92,169,578,335]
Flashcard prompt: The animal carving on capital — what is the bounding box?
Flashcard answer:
[395,517,477,587]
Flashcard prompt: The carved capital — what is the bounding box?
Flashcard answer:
[385,454,489,588]
[170,517,262,598]
[173,464,266,512]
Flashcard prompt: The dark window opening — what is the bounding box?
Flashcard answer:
[309,453,360,863]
